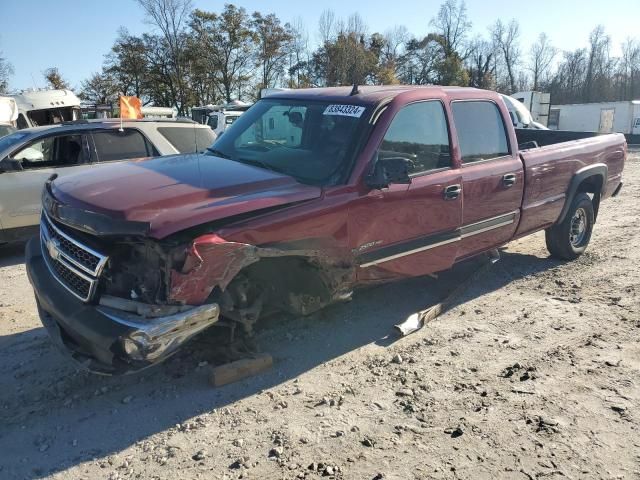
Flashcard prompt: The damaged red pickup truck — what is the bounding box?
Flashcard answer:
[25,86,626,374]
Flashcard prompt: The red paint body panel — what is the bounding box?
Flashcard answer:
[169,234,260,305]
[350,168,463,279]
[47,86,627,303]
[515,133,626,237]
[51,154,322,239]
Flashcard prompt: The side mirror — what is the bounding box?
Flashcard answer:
[0,157,23,173]
[366,157,412,189]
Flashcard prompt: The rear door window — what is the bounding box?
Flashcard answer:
[12,134,88,169]
[379,101,451,174]
[452,101,510,163]
[92,129,153,162]
[157,126,215,153]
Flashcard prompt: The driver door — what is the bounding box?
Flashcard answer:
[350,101,462,281]
[0,132,92,231]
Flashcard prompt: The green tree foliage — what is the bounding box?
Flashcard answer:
[189,5,255,103]
[252,12,294,90]
[79,70,118,104]
[106,29,148,99]
[81,1,640,110]
[43,67,70,90]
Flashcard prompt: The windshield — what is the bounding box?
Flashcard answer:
[207,98,369,185]
[0,131,31,152]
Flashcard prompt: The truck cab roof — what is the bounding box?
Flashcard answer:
[265,85,487,106]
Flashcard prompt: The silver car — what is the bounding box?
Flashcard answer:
[0,119,215,243]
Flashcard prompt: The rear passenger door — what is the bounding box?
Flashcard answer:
[352,101,462,280]
[90,129,157,163]
[0,133,91,230]
[452,100,524,259]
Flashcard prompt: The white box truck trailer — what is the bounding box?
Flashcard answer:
[547,100,640,138]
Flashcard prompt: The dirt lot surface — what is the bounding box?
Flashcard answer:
[1,152,639,480]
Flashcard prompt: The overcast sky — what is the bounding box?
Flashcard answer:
[2,0,639,91]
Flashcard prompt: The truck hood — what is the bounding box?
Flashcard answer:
[50,153,322,239]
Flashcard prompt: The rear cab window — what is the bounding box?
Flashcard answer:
[452,101,510,164]
[378,101,451,175]
[157,126,215,153]
[92,129,155,162]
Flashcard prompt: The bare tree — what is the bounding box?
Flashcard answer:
[382,25,409,69]
[0,51,13,93]
[549,49,587,104]
[430,0,472,58]
[584,25,611,102]
[318,10,336,44]
[490,19,521,93]
[620,38,640,100]
[136,0,193,113]
[43,67,70,90]
[529,33,556,91]
[467,38,495,89]
[287,17,311,87]
[345,13,367,38]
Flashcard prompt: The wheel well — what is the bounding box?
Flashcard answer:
[219,255,351,321]
[577,175,603,195]
[576,175,603,221]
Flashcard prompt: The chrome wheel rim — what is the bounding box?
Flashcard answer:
[570,208,587,246]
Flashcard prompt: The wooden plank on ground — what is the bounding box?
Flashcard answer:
[209,353,273,387]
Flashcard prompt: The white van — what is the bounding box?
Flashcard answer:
[11,89,82,129]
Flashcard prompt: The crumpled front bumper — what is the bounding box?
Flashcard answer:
[25,237,220,375]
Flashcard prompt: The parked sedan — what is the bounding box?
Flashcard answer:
[0,119,215,243]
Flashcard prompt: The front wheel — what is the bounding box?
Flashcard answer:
[545,193,594,260]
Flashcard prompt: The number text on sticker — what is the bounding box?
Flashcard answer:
[323,104,366,118]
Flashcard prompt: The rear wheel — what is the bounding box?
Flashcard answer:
[545,193,594,260]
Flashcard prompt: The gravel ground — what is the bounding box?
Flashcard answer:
[0,151,638,480]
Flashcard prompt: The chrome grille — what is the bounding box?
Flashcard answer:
[40,213,108,302]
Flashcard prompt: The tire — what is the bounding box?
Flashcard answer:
[545,193,594,260]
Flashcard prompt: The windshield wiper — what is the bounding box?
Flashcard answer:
[235,157,283,174]
[206,148,284,175]
[206,147,232,159]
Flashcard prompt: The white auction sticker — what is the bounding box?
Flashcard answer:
[323,104,366,118]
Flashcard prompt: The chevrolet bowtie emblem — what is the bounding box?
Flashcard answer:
[46,237,61,261]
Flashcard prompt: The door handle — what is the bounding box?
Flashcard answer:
[502,173,517,187]
[443,184,461,200]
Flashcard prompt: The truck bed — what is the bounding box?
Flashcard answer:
[514,130,626,237]
[515,128,604,148]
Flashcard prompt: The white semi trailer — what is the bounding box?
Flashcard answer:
[547,100,640,136]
